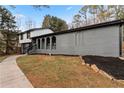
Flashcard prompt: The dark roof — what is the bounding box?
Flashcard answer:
[18,28,52,34]
[31,19,124,39]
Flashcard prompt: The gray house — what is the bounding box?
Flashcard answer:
[19,20,124,57]
[19,28,54,53]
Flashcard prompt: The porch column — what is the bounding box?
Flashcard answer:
[50,37,52,50]
[40,38,42,49]
[36,38,38,49]
[44,37,46,50]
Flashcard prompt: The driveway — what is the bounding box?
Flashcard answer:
[0,55,33,88]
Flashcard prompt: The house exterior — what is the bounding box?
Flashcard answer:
[19,20,124,57]
[19,28,53,53]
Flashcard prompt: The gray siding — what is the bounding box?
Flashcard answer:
[19,29,53,44]
[33,25,121,57]
[77,26,120,57]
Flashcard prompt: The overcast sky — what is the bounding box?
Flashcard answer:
[5,5,82,31]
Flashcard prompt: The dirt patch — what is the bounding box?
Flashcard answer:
[83,55,124,80]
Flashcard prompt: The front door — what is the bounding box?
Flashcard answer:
[22,43,31,54]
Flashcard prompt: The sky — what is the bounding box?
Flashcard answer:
[5,5,82,31]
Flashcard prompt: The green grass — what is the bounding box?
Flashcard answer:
[0,56,7,63]
[17,55,124,88]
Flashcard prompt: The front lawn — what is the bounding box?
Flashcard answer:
[17,55,124,88]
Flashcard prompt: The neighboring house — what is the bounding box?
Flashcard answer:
[19,28,54,53]
[19,20,124,57]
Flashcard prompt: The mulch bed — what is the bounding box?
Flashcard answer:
[82,55,124,80]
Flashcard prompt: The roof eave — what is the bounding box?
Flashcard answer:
[31,19,124,39]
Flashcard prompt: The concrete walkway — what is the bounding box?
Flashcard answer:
[0,55,33,88]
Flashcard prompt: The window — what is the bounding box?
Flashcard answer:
[41,38,45,49]
[20,34,23,40]
[52,36,56,49]
[27,32,30,39]
[46,37,50,49]
[38,39,41,49]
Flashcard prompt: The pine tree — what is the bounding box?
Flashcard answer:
[0,6,18,55]
[72,14,82,28]
[79,6,88,25]
[42,15,51,28]
[42,15,68,32]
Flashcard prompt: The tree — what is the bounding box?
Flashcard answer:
[32,5,50,10]
[6,5,50,10]
[95,6,112,22]
[25,18,36,30]
[108,5,124,20]
[0,32,6,54]
[72,14,82,28]
[72,5,124,28]
[79,6,88,25]
[42,15,51,28]
[42,15,68,32]
[0,6,16,30]
[0,6,18,55]
[87,5,100,23]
